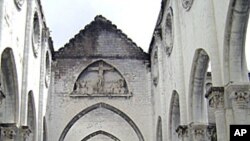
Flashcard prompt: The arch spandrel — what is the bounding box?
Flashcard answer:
[70,60,131,97]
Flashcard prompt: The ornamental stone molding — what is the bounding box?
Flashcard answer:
[176,125,189,138]
[189,123,216,140]
[226,83,250,109]
[0,123,18,139]
[205,87,224,109]
[181,0,194,11]
[14,0,25,10]
[207,124,217,141]
[71,61,131,97]
[20,126,31,139]
[176,124,217,140]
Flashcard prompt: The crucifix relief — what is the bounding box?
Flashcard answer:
[72,61,130,97]
[88,61,114,93]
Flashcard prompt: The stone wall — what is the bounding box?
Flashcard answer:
[46,16,153,141]
[150,0,250,141]
[0,0,52,140]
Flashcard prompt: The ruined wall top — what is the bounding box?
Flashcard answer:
[54,15,149,60]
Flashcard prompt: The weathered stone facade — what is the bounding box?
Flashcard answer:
[1,0,250,141]
[46,16,153,141]
[0,0,52,141]
[150,0,250,141]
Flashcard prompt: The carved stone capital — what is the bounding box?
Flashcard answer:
[226,83,250,109]
[176,125,189,138]
[189,123,207,136]
[189,123,217,140]
[20,126,31,138]
[0,123,18,139]
[205,87,224,108]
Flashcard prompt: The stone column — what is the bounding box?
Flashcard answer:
[176,125,189,141]
[205,87,227,141]
[226,83,250,124]
[0,124,18,141]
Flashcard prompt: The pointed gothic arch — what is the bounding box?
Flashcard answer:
[59,102,144,141]
[223,0,250,83]
[168,90,180,141]
[27,91,36,141]
[71,60,130,97]
[188,49,210,123]
[81,130,120,141]
[0,48,19,123]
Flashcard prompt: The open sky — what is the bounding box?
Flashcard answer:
[41,0,161,52]
[41,0,250,70]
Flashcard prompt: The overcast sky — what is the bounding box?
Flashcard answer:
[41,0,161,52]
[41,0,250,70]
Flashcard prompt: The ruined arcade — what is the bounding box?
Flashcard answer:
[0,0,250,141]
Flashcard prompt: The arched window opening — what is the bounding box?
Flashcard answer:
[32,12,41,57]
[156,116,162,141]
[27,91,36,141]
[165,7,173,56]
[152,47,159,86]
[189,49,210,123]
[169,91,180,141]
[0,48,19,123]
[45,51,51,88]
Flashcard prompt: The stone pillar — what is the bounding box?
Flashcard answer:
[205,87,227,141]
[176,125,189,141]
[226,83,250,124]
[0,124,17,141]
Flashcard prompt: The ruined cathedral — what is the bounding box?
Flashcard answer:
[0,0,250,141]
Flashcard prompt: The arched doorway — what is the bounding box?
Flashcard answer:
[0,48,19,123]
[169,91,180,141]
